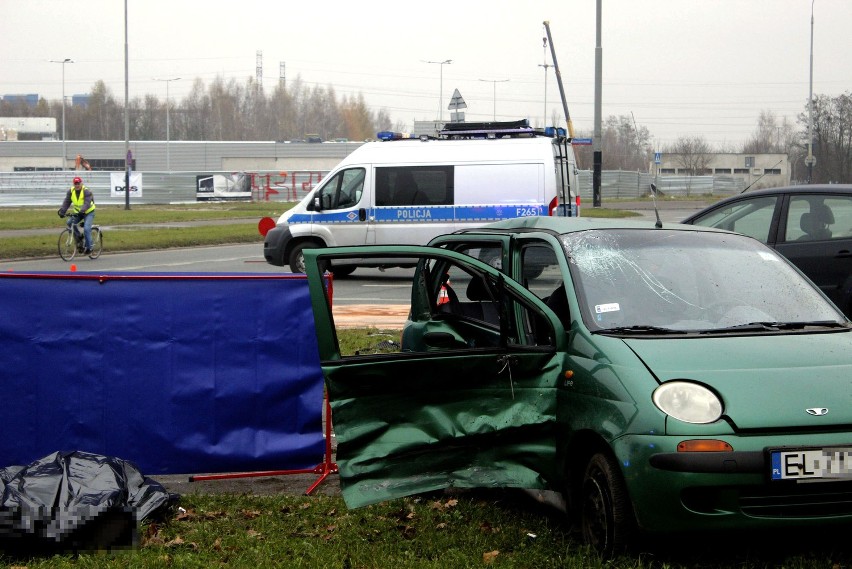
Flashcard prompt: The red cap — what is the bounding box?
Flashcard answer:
[73,177,82,184]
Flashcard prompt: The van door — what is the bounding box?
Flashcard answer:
[304,245,569,508]
[309,167,369,246]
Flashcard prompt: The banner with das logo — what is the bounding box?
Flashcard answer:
[110,172,143,197]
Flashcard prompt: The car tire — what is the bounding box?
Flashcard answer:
[580,452,635,558]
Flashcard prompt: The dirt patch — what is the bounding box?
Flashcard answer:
[332,304,409,329]
[154,468,341,497]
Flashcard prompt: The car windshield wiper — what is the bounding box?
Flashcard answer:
[703,321,849,334]
[596,325,684,335]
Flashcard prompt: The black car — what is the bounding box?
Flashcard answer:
[682,184,852,316]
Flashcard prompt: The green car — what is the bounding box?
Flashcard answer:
[303,216,852,557]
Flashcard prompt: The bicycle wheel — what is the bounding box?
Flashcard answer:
[58,228,76,261]
[88,227,103,259]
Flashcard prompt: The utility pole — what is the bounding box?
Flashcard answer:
[805,0,817,183]
[478,78,509,121]
[49,58,73,169]
[124,0,131,210]
[593,0,603,207]
[424,59,452,122]
[154,77,181,171]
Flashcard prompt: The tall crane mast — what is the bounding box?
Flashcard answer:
[542,21,575,139]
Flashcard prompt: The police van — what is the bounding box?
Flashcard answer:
[263,120,580,274]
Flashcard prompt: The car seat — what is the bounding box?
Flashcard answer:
[545,284,571,329]
[452,277,499,324]
[799,203,834,241]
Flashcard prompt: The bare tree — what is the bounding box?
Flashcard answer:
[340,93,375,141]
[664,136,712,175]
[268,81,297,141]
[571,115,652,171]
[132,94,161,141]
[2,72,399,144]
[207,77,243,140]
[743,110,796,154]
[798,92,852,183]
[179,78,212,141]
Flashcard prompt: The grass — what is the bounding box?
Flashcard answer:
[338,327,401,356]
[4,492,852,568]
[0,202,290,231]
[0,203,291,260]
[3,223,265,259]
[0,493,581,568]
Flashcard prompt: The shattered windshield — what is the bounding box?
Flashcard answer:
[561,229,847,333]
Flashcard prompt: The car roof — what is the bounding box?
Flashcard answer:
[681,184,852,223]
[732,184,852,197]
[464,215,728,236]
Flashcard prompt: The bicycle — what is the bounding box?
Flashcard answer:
[58,216,103,261]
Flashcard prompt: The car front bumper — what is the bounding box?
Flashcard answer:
[613,433,852,533]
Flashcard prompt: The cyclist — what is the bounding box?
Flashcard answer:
[57,176,96,254]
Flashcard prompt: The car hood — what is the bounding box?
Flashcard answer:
[623,332,852,429]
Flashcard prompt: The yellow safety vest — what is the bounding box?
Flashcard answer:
[70,187,96,214]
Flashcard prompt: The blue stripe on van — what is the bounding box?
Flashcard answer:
[286,204,546,224]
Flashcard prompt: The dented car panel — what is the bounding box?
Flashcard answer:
[305,246,569,508]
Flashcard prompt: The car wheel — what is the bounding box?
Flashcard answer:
[580,452,635,558]
[288,242,320,274]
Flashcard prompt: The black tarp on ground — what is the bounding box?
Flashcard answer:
[0,451,178,554]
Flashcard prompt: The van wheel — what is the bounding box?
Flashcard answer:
[580,452,635,558]
[288,242,321,274]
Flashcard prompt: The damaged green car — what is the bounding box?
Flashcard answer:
[304,217,852,557]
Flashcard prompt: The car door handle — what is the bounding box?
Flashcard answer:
[835,250,852,258]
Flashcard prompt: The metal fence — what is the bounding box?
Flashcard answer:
[576,171,745,200]
[0,170,326,207]
[0,169,745,207]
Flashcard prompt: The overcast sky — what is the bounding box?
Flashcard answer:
[2,0,850,147]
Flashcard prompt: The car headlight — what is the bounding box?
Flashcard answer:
[652,381,723,424]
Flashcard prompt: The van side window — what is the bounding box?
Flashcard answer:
[314,168,365,210]
[375,166,454,206]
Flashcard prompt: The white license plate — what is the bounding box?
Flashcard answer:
[771,447,852,481]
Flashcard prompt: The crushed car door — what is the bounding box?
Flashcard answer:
[304,246,568,508]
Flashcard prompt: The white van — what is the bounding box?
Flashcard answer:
[263,121,580,274]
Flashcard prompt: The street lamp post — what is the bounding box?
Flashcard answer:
[50,58,73,169]
[478,78,509,121]
[425,59,452,121]
[154,77,181,171]
[806,0,817,183]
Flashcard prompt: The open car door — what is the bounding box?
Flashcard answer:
[304,246,569,508]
